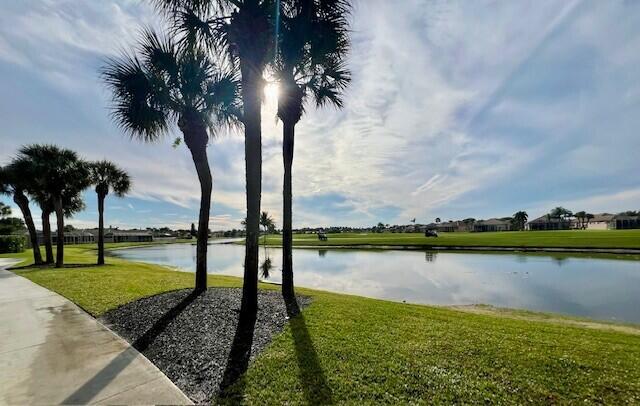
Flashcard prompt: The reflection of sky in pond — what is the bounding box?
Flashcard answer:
[112,244,640,324]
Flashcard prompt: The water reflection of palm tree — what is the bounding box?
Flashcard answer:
[260,255,273,280]
[424,252,437,263]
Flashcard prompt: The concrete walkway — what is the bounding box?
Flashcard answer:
[0,259,192,405]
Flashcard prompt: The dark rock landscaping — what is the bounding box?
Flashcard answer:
[99,288,311,404]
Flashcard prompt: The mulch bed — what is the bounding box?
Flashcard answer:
[99,288,311,404]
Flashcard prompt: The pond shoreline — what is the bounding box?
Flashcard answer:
[227,241,640,256]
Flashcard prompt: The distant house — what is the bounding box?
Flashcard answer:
[50,230,96,245]
[584,214,615,230]
[527,213,640,231]
[474,218,512,232]
[102,229,153,243]
[425,221,471,233]
[526,216,572,231]
[610,214,640,230]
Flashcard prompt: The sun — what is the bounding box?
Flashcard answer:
[264,82,280,105]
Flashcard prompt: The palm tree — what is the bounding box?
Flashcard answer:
[102,28,239,292]
[259,211,275,245]
[274,0,351,300]
[89,161,131,265]
[512,211,528,231]
[574,211,586,229]
[154,0,277,314]
[0,164,43,265]
[16,145,90,268]
[33,192,85,264]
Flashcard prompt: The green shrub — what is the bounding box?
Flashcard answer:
[0,235,25,253]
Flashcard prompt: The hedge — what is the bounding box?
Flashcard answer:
[0,235,25,253]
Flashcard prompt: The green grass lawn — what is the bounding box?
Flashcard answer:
[261,230,640,249]
[4,247,640,404]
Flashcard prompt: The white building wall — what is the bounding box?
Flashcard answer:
[586,221,609,230]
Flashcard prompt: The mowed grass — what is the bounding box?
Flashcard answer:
[263,230,640,249]
[5,247,640,404]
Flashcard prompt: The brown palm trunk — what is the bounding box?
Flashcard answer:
[42,209,54,264]
[282,119,295,301]
[53,195,64,268]
[240,65,263,315]
[97,192,106,265]
[13,191,42,265]
[180,122,212,293]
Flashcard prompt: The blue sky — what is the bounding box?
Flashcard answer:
[1,0,639,230]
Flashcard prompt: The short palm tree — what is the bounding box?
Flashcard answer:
[154,0,276,314]
[89,161,131,265]
[259,211,275,245]
[102,28,239,292]
[0,164,43,265]
[274,0,351,300]
[512,211,528,231]
[16,145,90,268]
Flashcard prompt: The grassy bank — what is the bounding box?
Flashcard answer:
[260,230,640,250]
[4,247,640,403]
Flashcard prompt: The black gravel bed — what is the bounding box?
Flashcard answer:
[99,288,311,404]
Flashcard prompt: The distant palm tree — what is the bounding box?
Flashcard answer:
[102,29,239,291]
[574,211,586,229]
[0,164,43,265]
[89,161,131,265]
[154,0,276,315]
[512,211,528,231]
[16,145,90,268]
[259,211,275,245]
[0,202,10,217]
[275,0,351,300]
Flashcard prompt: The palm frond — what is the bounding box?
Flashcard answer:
[102,52,171,142]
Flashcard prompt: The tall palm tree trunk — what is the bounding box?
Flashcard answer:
[182,125,212,293]
[53,196,65,268]
[282,120,295,301]
[41,209,54,264]
[97,193,106,265]
[240,66,263,315]
[13,192,42,265]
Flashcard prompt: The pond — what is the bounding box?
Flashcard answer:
[111,243,640,324]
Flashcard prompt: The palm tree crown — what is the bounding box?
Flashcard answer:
[102,29,240,147]
[16,145,90,199]
[89,161,131,198]
[275,0,352,123]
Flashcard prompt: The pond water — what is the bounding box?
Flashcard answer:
[111,243,640,324]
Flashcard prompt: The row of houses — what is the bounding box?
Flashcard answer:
[526,213,640,231]
[32,228,154,246]
[425,218,513,233]
[421,213,639,233]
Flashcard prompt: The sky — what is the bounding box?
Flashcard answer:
[1,0,639,230]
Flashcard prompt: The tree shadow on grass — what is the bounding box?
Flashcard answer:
[62,290,202,404]
[218,295,333,405]
[218,304,258,403]
[286,298,334,405]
